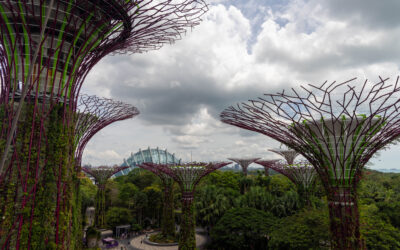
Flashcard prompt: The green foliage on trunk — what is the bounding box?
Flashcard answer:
[179,200,196,250]
[0,103,78,249]
[161,183,176,238]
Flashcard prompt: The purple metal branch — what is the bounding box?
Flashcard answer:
[227,158,260,176]
[0,1,207,248]
[268,149,299,165]
[138,161,230,248]
[75,95,139,169]
[256,160,316,189]
[138,163,173,186]
[139,162,231,193]
[82,165,129,189]
[221,77,400,249]
[254,159,280,176]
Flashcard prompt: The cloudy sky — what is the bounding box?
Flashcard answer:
[81,0,400,170]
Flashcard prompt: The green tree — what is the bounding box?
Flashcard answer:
[269,208,330,250]
[360,204,400,249]
[118,183,138,208]
[195,185,237,228]
[144,186,162,223]
[211,207,276,250]
[106,207,133,230]
[80,177,97,226]
[204,170,240,190]
[126,169,157,190]
[376,201,400,229]
[133,191,148,225]
[238,176,253,194]
[269,175,295,196]
[235,186,275,211]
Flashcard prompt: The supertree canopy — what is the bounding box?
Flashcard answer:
[138,163,176,238]
[220,77,400,249]
[82,165,128,228]
[227,157,260,176]
[256,159,280,176]
[256,160,316,204]
[0,1,207,248]
[268,148,299,165]
[75,95,140,169]
[140,162,230,249]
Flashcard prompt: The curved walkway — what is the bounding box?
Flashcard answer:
[130,233,208,250]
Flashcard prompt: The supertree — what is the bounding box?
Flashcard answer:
[71,95,138,242]
[75,95,140,169]
[256,160,316,204]
[140,162,230,249]
[227,157,260,176]
[221,77,400,249]
[256,159,280,176]
[82,165,128,228]
[0,1,207,248]
[268,149,299,165]
[138,162,176,239]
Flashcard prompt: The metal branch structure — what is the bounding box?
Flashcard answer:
[268,149,300,165]
[256,160,316,204]
[256,159,280,177]
[140,162,230,249]
[227,158,260,176]
[0,1,207,248]
[138,163,175,238]
[82,165,128,229]
[220,77,400,249]
[75,95,139,169]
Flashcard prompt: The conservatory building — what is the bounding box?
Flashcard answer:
[114,147,181,177]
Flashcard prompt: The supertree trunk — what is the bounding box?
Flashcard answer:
[139,162,230,249]
[327,187,362,249]
[75,95,138,238]
[264,167,269,177]
[179,192,196,250]
[95,186,106,228]
[221,77,400,250]
[161,182,175,238]
[82,166,128,229]
[0,104,76,250]
[0,0,207,248]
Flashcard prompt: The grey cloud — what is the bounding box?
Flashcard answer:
[110,70,273,127]
[323,0,400,29]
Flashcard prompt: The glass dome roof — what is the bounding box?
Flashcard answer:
[114,147,181,176]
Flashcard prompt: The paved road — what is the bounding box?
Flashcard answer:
[129,233,208,250]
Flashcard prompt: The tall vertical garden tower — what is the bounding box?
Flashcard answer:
[82,165,128,228]
[221,77,400,249]
[138,162,176,239]
[0,1,207,248]
[141,162,229,250]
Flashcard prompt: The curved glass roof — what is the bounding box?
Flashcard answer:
[114,147,181,177]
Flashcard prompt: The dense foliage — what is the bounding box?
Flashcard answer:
[79,167,400,249]
[211,207,276,249]
[0,104,78,249]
